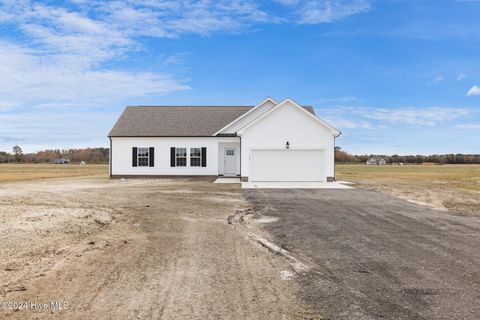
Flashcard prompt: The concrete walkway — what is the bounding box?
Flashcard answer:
[241,181,353,189]
[213,177,241,184]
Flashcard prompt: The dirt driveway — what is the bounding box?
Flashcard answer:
[0,178,297,319]
[246,189,480,320]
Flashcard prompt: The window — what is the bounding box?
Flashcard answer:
[190,148,201,167]
[226,149,235,156]
[137,147,149,167]
[176,148,187,167]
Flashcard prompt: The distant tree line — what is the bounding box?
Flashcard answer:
[0,151,14,163]
[1,145,478,165]
[335,147,480,164]
[0,146,109,164]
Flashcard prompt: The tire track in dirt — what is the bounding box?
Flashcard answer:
[1,178,299,320]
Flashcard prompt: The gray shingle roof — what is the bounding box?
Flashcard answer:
[108,105,316,137]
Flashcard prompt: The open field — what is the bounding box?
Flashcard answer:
[1,163,479,215]
[336,164,480,215]
[2,163,480,215]
[0,163,108,182]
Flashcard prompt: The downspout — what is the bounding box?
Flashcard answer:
[238,134,242,178]
[334,135,336,181]
[109,137,112,179]
[333,132,342,181]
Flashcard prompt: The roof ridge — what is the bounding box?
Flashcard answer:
[126,105,254,108]
[125,105,314,108]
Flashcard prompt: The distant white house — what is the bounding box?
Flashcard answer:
[108,98,341,182]
[366,157,387,165]
[53,158,70,164]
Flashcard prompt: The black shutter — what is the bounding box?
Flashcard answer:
[149,147,154,167]
[201,147,207,167]
[170,147,175,167]
[132,147,137,167]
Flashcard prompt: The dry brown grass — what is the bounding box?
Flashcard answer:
[0,163,108,183]
[336,164,480,215]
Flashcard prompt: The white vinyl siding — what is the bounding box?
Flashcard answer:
[217,98,277,134]
[111,137,238,176]
[239,100,335,180]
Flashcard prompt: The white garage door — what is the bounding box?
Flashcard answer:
[250,150,324,182]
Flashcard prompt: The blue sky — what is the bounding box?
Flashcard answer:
[0,0,479,154]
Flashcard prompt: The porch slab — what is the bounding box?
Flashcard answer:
[214,177,241,184]
[241,181,354,189]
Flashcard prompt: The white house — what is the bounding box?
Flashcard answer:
[366,157,387,165]
[108,98,341,182]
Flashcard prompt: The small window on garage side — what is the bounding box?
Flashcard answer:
[176,148,187,167]
[226,149,235,156]
[190,148,201,167]
[137,147,149,167]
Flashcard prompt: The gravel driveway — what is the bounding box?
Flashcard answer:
[246,189,480,320]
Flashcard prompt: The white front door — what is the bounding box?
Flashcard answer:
[224,148,237,175]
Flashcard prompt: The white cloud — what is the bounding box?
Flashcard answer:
[74,0,271,38]
[456,72,467,81]
[0,0,373,151]
[316,96,358,104]
[275,0,300,5]
[323,117,373,129]
[467,85,480,96]
[0,1,277,111]
[0,0,372,55]
[0,1,199,113]
[363,107,470,126]
[296,0,371,24]
[432,75,444,83]
[0,41,188,109]
[0,101,21,111]
[317,106,472,129]
[0,0,373,113]
[455,124,480,129]
[0,111,115,152]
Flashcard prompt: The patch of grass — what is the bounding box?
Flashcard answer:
[337,164,480,183]
[295,305,329,320]
[443,200,480,215]
[336,164,480,215]
[0,163,108,183]
[461,185,480,191]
